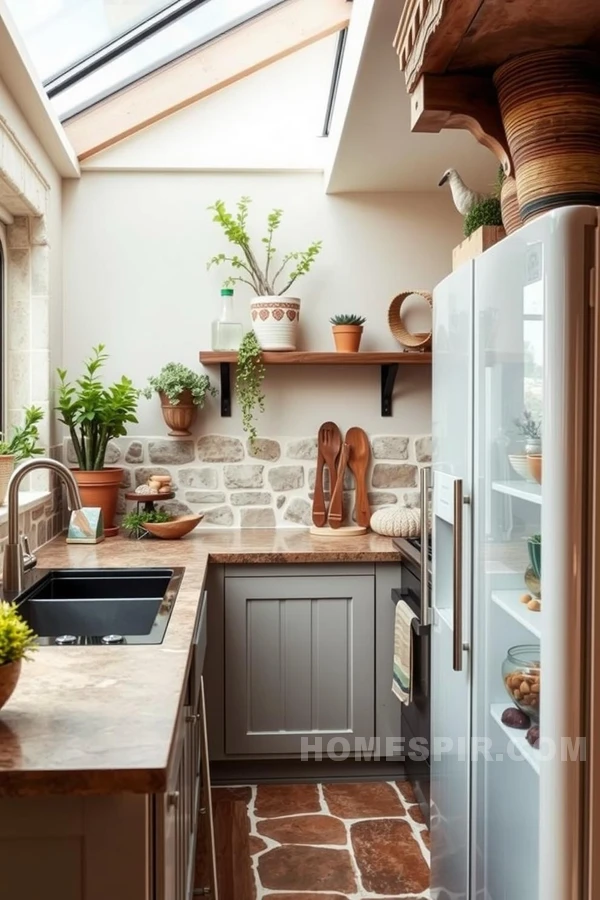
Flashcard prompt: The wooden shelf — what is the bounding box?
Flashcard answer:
[199,350,431,417]
[199,351,431,365]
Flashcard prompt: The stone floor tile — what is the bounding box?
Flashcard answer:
[212,785,252,803]
[406,802,426,825]
[351,818,430,895]
[258,846,357,893]
[249,835,268,854]
[255,783,321,817]
[323,781,405,818]
[258,814,347,845]
[395,780,418,804]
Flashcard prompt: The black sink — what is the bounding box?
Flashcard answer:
[16,568,184,646]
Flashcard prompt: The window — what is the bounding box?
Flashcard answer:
[6,0,285,119]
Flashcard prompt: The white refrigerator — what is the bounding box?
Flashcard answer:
[430,206,600,900]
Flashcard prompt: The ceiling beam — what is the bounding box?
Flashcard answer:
[65,0,352,161]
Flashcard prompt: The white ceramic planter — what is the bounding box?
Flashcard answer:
[250,296,300,351]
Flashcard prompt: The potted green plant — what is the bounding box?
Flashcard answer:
[0,406,44,505]
[508,409,541,482]
[56,344,140,537]
[237,331,265,442]
[122,508,172,539]
[0,602,37,711]
[329,314,366,352]
[143,363,217,436]
[208,197,322,351]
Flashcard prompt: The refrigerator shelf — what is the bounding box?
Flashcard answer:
[492,480,542,505]
[491,590,542,639]
[490,704,540,775]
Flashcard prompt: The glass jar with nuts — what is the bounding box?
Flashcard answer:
[501,644,540,723]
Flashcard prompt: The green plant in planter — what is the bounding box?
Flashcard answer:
[329,314,366,326]
[122,508,172,538]
[0,602,37,666]
[207,197,322,295]
[142,363,216,406]
[237,331,265,443]
[527,533,542,581]
[513,409,541,441]
[57,345,140,471]
[0,406,44,460]
[463,196,503,238]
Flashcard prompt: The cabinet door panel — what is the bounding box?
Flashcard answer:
[225,575,374,755]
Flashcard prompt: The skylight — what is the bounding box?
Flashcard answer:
[6,0,285,120]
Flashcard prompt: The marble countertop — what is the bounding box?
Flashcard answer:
[0,529,400,796]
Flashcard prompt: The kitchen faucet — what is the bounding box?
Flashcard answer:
[2,458,83,595]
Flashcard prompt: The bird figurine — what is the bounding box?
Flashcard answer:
[438,168,486,216]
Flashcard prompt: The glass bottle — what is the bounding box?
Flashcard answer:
[211,288,243,351]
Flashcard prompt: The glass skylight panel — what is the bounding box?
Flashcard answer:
[50,0,282,120]
[5,0,177,83]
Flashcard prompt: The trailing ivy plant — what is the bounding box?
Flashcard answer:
[0,602,37,666]
[236,332,265,443]
[57,344,140,471]
[207,197,322,296]
[0,406,45,460]
[142,362,216,406]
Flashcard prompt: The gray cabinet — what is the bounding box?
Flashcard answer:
[224,572,374,755]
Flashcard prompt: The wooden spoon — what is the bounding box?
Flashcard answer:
[319,421,342,513]
[312,423,330,527]
[346,426,371,527]
[328,442,349,528]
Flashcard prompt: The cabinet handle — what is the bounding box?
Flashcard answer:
[167,791,180,808]
[452,478,464,672]
[186,713,200,723]
[420,465,431,626]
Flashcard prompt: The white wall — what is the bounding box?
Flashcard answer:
[81,37,337,172]
[62,170,462,438]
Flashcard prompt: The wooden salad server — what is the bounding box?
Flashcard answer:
[346,426,372,527]
[313,421,342,527]
[328,442,349,528]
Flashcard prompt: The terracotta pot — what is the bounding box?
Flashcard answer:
[250,296,300,350]
[332,325,363,352]
[72,467,124,537]
[0,455,15,506]
[159,390,198,437]
[527,454,542,484]
[0,659,21,712]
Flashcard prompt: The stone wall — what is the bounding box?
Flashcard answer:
[66,433,432,528]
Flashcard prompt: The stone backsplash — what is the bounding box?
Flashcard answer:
[66,433,431,528]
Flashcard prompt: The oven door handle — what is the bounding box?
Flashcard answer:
[391,588,431,636]
[420,465,432,627]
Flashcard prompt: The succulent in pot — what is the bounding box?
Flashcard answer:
[56,344,140,537]
[208,197,322,351]
[513,409,542,455]
[330,314,366,353]
[143,363,217,436]
[0,406,45,505]
[0,602,37,712]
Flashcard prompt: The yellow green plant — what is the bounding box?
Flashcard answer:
[0,602,37,665]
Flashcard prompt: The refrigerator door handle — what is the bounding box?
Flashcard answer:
[420,465,431,626]
[452,477,464,672]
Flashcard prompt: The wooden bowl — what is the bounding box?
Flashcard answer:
[527,454,542,484]
[388,290,432,350]
[144,514,203,540]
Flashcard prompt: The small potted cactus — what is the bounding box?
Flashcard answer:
[330,314,366,353]
[0,602,37,712]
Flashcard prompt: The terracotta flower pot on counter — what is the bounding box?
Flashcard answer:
[72,467,124,537]
[0,659,21,712]
[332,325,364,353]
[159,390,198,437]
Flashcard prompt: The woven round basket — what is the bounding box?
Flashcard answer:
[500,176,523,234]
[388,290,432,350]
[494,49,600,221]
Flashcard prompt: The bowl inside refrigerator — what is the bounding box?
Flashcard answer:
[508,453,537,482]
[502,644,540,722]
